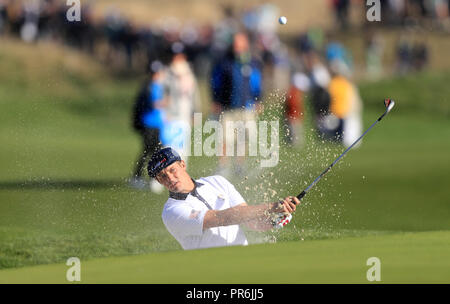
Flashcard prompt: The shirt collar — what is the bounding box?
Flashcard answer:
[169,179,204,200]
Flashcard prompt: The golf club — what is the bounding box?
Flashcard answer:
[273,99,395,228]
[295,98,395,201]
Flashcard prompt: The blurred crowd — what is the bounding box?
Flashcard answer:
[331,0,450,30]
[380,0,450,28]
[0,0,216,74]
[128,5,370,190]
[0,0,438,72]
[0,0,439,189]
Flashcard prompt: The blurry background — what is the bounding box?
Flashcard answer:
[0,0,449,272]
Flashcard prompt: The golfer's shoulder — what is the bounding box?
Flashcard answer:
[161,198,175,210]
[198,175,233,188]
[162,197,185,210]
[161,198,185,220]
[197,175,238,196]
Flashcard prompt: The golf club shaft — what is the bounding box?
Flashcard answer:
[296,105,392,201]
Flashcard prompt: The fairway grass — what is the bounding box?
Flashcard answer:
[0,231,449,283]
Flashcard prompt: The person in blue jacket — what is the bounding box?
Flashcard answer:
[210,31,263,177]
[130,61,167,191]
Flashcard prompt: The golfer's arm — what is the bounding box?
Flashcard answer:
[203,203,270,230]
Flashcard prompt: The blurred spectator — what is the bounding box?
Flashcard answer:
[406,0,428,19]
[327,59,351,142]
[130,61,166,192]
[245,4,289,92]
[37,0,64,41]
[307,27,326,52]
[365,29,385,78]
[0,0,7,34]
[210,31,263,177]
[386,0,407,25]
[330,0,350,30]
[300,49,333,141]
[284,72,309,147]
[162,43,202,169]
[327,59,363,147]
[5,0,24,35]
[396,36,412,74]
[20,0,39,43]
[64,3,97,52]
[412,40,428,70]
[211,5,239,60]
[103,7,129,67]
[262,40,291,93]
[121,21,140,68]
[301,42,332,89]
[298,32,315,54]
[433,0,449,28]
[325,41,353,76]
[342,82,363,149]
[311,84,332,139]
[395,35,429,74]
[187,24,214,78]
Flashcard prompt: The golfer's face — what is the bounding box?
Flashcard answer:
[156,161,188,192]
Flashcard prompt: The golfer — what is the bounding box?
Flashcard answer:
[148,147,299,250]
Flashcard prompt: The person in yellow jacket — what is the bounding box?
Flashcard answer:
[329,75,352,120]
[327,60,363,147]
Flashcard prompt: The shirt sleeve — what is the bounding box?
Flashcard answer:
[162,203,207,237]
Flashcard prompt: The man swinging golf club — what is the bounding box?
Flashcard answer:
[148,147,299,250]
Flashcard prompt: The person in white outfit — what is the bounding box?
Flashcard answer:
[162,44,201,169]
[342,83,363,148]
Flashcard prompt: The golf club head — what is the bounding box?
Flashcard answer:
[384,98,395,113]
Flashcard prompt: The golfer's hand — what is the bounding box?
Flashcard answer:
[271,196,300,214]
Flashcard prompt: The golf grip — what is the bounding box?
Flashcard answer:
[297,191,306,200]
[286,191,305,206]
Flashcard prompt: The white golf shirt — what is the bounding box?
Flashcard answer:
[161,175,249,250]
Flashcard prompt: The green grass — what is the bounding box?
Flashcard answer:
[0,38,449,282]
[358,70,450,117]
[1,231,449,283]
